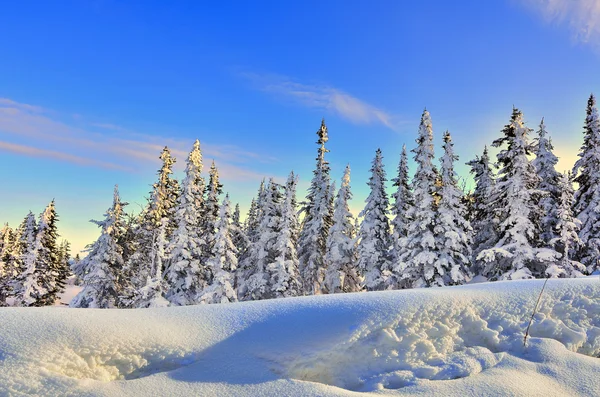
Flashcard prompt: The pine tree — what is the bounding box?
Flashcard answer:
[35,200,64,305]
[389,145,413,287]
[201,194,238,304]
[131,219,170,308]
[71,186,127,308]
[356,149,392,290]
[466,146,498,274]
[231,203,249,257]
[238,179,281,301]
[165,140,206,306]
[298,119,333,295]
[397,110,439,288]
[324,165,361,293]
[14,212,45,306]
[268,172,303,298]
[572,94,600,273]
[532,118,561,245]
[123,147,179,299]
[478,108,559,280]
[198,161,223,282]
[0,224,14,305]
[547,173,586,278]
[432,131,472,286]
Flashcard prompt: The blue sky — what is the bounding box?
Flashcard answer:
[1,0,600,253]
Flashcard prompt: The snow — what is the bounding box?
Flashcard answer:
[1,278,600,396]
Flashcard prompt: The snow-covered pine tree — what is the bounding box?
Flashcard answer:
[532,118,561,245]
[547,172,586,278]
[231,203,249,257]
[268,172,303,298]
[35,200,65,305]
[165,140,206,306]
[238,179,282,301]
[198,161,223,282]
[201,194,238,304]
[123,147,179,299]
[396,109,439,288]
[389,145,413,288]
[432,131,472,286]
[478,108,559,280]
[0,224,13,305]
[298,119,333,295]
[2,218,27,304]
[14,212,45,306]
[71,185,127,308]
[131,219,170,308]
[324,165,361,293]
[466,146,498,274]
[572,94,600,273]
[357,149,392,291]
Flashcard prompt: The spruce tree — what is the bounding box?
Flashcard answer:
[478,108,559,280]
[389,145,413,288]
[36,200,64,305]
[466,146,498,273]
[298,119,333,295]
[123,147,179,298]
[14,212,44,306]
[71,186,127,308]
[198,161,223,281]
[572,94,600,273]
[165,140,206,306]
[432,131,472,286]
[547,172,586,278]
[201,194,238,304]
[324,165,361,293]
[0,224,14,305]
[268,172,303,298]
[532,118,561,245]
[357,149,392,290]
[231,203,249,258]
[397,110,439,288]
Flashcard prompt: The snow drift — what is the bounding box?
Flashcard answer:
[1,278,599,396]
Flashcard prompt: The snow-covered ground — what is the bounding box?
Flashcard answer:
[1,278,599,396]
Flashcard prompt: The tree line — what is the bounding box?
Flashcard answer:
[0,201,72,306]
[3,94,600,308]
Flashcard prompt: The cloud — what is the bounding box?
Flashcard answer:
[0,98,275,181]
[242,73,397,129]
[518,0,600,45]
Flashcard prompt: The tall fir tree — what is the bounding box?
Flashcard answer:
[298,119,333,295]
[466,146,498,274]
[0,224,14,305]
[397,110,439,288]
[231,203,249,258]
[36,200,64,305]
[165,140,206,306]
[389,145,413,288]
[201,194,239,304]
[532,118,561,245]
[198,161,223,282]
[357,149,392,291]
[71,186,127,308]
[547,172,586,278]
[572,94,600,273]
[14,212,44,306]
[432,131,472,286]
[123,147,179,297]
[324,165,361,293]
[478,108,559,280]
[268,172,303,298]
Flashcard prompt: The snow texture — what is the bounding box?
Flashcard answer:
[1,278,599,396]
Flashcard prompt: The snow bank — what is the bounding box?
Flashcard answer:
[1,278,599,396]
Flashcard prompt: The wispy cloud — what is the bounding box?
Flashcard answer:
[0,98,275,181]
[518,0,600,46]
[242,73,398,129]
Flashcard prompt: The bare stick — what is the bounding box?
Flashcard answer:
[523,277,550,347]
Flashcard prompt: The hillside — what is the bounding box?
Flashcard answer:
[1,278,599,396]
